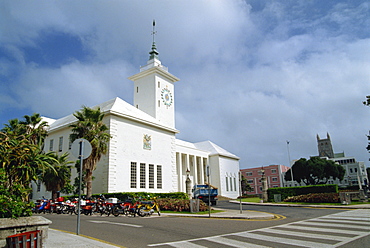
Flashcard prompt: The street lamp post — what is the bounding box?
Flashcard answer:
[239,172,242,214]
[185,168,191,199]
[261,167,268,202]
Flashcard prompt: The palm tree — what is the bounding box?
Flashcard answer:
[20,113,48,147]
[69,106,111,198]
[42,153,73,200]
[0,131,57,200]
[1,114,58,217]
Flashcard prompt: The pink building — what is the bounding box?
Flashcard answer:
[240,165,290,195]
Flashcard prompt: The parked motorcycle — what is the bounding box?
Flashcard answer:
[33,199,54,214]
[136,197,161,217]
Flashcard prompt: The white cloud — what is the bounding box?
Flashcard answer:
[12,60,135,119]
[1,0,369,168]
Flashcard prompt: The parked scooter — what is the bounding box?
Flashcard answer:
[135,197,161,217]
[33,199,54,214]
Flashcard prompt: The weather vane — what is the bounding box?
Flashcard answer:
[151,19,157,43]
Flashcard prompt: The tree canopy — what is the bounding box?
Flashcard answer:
[240,174,252,194]
[0,113,59,218]
[285,157,345,185]
[41,153,73,199]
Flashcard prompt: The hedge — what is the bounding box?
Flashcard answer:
[65,192,188,202]
[267,184,338,202]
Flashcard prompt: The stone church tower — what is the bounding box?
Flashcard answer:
[317,133,334,158]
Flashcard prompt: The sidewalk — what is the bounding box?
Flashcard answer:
[43,202,370,247]
[45,229,122,248]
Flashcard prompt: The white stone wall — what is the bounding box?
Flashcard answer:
[217,155,240,199]
[100,114,177,193]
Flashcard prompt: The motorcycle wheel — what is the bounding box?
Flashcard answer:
[74,207,83,215]
[137,208,146,217]
[99,206,104,216]
[112,205,120,217]
[123,206,129,216]
[61,206,69,214]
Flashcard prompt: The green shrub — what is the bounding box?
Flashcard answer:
[0,168,34,218]
[66,192,188,202]
[157,198,209,212]
[268,184,338,202]
[284,193,340,203]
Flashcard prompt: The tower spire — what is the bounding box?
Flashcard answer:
[149,19,159,60]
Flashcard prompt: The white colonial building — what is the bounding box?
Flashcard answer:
[32,41,240,200]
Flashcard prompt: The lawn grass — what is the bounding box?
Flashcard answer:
[239,197,262,203]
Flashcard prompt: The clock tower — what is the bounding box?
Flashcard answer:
[128,22,179,128]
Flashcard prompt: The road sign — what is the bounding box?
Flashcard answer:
[71,138,92,159]
[71,138,92,236]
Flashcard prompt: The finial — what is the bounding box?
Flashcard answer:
[149,19,159,60]
[152,20,156,43]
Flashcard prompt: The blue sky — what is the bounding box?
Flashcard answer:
[1,0,369,169]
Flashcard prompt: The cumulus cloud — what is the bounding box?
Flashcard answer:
[1,0,369,168]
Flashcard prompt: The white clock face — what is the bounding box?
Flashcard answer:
[161,88,173,106]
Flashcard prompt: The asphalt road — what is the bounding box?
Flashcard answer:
[41,201,369,247]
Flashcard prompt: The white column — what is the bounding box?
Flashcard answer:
[182,154,189,193]
[193,156,198,184]
[199,157,204,184]
[176,152,181,192]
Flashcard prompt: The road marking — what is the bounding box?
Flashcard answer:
[205,236,268,248]
[88,220,142,228]
[279,224,369,236]
[260,228,348,241]
[236,232,332,248]
[149,209,370,247]
[297,220,370,229]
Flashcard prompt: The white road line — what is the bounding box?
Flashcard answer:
[88,220,142,228]
[159,241,206,248]
[317,218,370,224]
[205,236,270,248]
[278,225,369,235]
[298,221,370,230]
[236,232,333,248]
[261,228,348,242]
